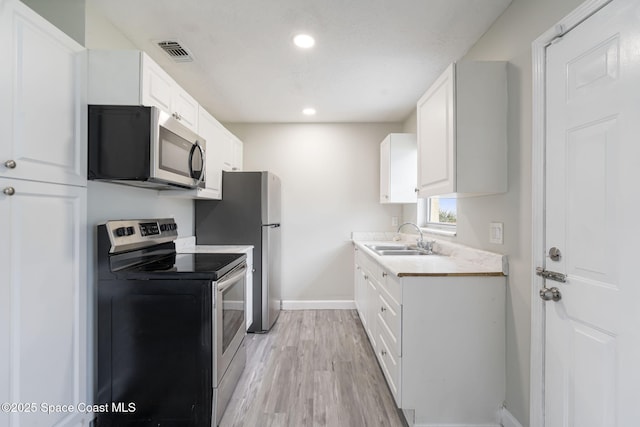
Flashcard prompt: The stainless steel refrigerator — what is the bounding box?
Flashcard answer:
[195,171,281,332]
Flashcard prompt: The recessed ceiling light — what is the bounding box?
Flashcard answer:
[293,34,315,49]
[302,108,316,116]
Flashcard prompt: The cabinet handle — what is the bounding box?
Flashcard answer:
[380,349,387,357]
[382,271,387,278]
[232,167,238,171]
[380,306,386,313]
[414,187,419,193]
[3,187,15,196]
[4,160,16,169]
[172,112,182,120]
[364,275,369,280]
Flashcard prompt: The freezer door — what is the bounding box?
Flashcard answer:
[261,223,281,330]
[262,172,281,225]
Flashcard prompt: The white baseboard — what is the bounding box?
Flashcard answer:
[413,424,500,427]
[281,300,355,310]
[500,408,524,427]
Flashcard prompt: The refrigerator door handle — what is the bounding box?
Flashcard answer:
[263,223,280,228]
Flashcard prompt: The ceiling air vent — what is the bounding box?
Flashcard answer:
[157,40,193,62]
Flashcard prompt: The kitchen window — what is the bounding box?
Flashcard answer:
[418,197,457,235]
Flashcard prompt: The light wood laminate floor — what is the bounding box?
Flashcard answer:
[219,310,406,427]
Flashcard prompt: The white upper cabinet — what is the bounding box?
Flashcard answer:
[380,133,417,203]
[89,50,199,132]
[225,133,243,172]
[0,0,87,187]
[417,62,507,198]
[197,107,226,199]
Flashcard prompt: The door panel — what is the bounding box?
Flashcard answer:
[544,0,640,424]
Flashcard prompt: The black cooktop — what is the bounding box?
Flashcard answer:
[115,252,246,281]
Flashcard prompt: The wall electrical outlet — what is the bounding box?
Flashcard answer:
[490,222,504,244]
[391,216,399,227]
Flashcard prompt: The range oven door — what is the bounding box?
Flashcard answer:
[215,262,246,383]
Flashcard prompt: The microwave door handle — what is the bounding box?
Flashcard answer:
[189,141,205,186]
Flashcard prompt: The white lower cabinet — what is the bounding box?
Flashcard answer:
[353,245,506,426]
[0,179,87,427]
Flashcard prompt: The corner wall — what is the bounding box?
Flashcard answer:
[226,122,403,302]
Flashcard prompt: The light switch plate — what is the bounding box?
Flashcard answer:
[490,222,503,244]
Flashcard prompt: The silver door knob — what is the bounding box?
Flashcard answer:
[539,287,561,302]
[4,160,16,169]
[3,187,15,196]
[549,247,562,261]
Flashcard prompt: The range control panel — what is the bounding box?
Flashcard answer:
[104,218,178,253]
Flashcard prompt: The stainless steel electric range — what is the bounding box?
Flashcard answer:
[96,218,246,427]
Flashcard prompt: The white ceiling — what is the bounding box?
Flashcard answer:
[88,0,512,123]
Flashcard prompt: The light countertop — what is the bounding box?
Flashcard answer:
[352,233,507,277]
[175,236,253,256]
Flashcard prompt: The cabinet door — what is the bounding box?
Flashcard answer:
[173,87,199,131]
[365,275,379,350]
[220,132,241,172]
[0,0,86,187]
[232,137,243,171]
[197,108,224,199]
[417,64,455,197]
[141,54,173,113]
[0,178,87,427]
[380,136,391,202]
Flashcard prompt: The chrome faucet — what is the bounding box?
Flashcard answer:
[396,222,434,253]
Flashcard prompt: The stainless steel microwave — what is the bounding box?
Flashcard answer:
[88,105,205,189]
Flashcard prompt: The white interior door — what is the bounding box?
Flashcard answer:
[544,0,640,425]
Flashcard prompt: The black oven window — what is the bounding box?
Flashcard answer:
[222,280,245,353]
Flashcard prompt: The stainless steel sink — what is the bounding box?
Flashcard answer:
[364,244,433,256]
[365,244,410,251]
[376,249,431,256]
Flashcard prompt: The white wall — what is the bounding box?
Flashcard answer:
[402,0,584,424]
[226,123,403,302]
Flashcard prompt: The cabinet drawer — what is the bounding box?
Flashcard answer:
[381,270,402,305]
[376,323,401,406]
[377,291,401,356]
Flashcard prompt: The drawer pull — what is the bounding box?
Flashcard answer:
[382,271,387,277]
[380,349,387,357]
[380,306,387,313]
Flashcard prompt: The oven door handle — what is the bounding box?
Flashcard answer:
[217,264,247,293]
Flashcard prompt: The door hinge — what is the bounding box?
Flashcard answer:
[550,24,566,44]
